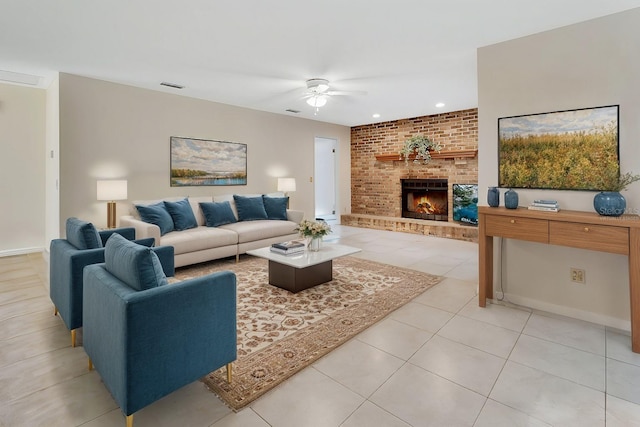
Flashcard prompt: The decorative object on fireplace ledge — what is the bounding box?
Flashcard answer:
[487,187,500,207]
[399,135,442,165]
[593,171,640,216]
[375,149,477,162]
[504,188,519,209]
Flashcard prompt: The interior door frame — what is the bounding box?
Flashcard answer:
[314,136,338,221]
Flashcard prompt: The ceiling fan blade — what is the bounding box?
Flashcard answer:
[326,90,367,96]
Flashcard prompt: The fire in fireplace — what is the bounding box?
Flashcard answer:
[401,179,448,221]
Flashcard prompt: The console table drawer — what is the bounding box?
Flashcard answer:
[549,221,629,254]
[484,215,548,243]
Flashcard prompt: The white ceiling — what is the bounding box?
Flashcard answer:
[2,1,640,127]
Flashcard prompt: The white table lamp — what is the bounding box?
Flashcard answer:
[97,180,128,228]
[277,178,296,194]
[277,178,296,208]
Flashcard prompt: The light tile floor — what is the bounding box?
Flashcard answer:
[1,225,640,426]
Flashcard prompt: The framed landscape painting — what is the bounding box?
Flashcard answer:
[498,105,619,191]
[170,137,247,187]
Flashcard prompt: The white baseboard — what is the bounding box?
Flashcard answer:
[0,247,44,258]
[501,293,631,332]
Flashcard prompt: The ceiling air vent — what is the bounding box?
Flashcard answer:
[285,109,301,114]
[160,82,184,89]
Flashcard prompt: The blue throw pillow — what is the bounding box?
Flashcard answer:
[104,233,167,291]
[136,202,174,235]
[233,195,268,221]
[262,196,288,220]
[164,198,198,231]
[200,201,238,227]
[66,217,103,249]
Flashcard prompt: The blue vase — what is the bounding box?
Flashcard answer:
[487,187,499,207]
[594,191,626,216]
[504,189,518,209]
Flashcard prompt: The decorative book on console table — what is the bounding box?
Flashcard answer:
[528,200,560,212]
[270,240,306,255]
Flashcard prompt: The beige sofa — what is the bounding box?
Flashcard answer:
[120,195,303,268]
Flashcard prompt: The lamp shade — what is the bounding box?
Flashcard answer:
[277,178,296,192]
[97,180,128,201]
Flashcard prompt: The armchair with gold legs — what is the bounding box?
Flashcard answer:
[82,234,237,427]
[49,218,174,347]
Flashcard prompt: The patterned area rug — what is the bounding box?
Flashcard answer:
[173,255,442,411]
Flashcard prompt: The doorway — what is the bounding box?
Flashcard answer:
[314,137,337,221]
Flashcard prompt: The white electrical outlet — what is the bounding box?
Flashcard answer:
[570,268,585,284]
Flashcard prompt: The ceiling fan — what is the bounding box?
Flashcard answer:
[303,78,364,109]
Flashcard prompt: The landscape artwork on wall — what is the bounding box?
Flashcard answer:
[498,105,619,191]
[170,137,247,186]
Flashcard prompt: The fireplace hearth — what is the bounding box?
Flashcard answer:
[401,179,448,221]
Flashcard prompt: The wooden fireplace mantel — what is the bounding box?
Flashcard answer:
[375,149,478,162]
[478,206,640,353]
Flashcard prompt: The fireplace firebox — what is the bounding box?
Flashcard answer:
[401,179,448,221]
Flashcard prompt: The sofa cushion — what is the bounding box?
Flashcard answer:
[220,220,298,243]
[164,198,198,231]
[262,196,289,220]
[188,196,212,226]
[233,195,268,221]
[200,201,238,227]
[160,226,238,255]
[213,194,239,220]
[129,197,184,218]
[136,202,174,235]
[104,233,168,291]
[66,217,103,249]
[213,194,262,220]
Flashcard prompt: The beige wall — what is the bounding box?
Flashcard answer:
[478,8,640,329]
[45,76,60,244]
[0,83,46,254]
[59,73,351,232]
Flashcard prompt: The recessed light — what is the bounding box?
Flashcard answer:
[435,102,445,108]
[372,113,380,118]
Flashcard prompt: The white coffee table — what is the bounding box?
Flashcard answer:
[246,243,361,293]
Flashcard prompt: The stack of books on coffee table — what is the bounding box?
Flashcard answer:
[528,199,560,212]
[270,240,306,255]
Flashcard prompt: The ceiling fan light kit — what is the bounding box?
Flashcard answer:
[302,77,365,112]
[306,95,328,107]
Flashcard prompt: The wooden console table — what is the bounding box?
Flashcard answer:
[478,206,640,353]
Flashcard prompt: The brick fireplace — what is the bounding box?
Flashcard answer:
[344,108,479,241]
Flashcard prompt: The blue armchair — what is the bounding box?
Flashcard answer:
[83,234,236,427]
[50,218,175,347]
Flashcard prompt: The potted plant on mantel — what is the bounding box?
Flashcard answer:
[399,135,442,166]
[593,170,640,217]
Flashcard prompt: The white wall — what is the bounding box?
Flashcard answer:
[58,73,351,232]
[478,8,640,329]
[0,83,46,255]
[45,76,60,245]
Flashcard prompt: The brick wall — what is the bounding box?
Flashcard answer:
[350,108,478,220]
